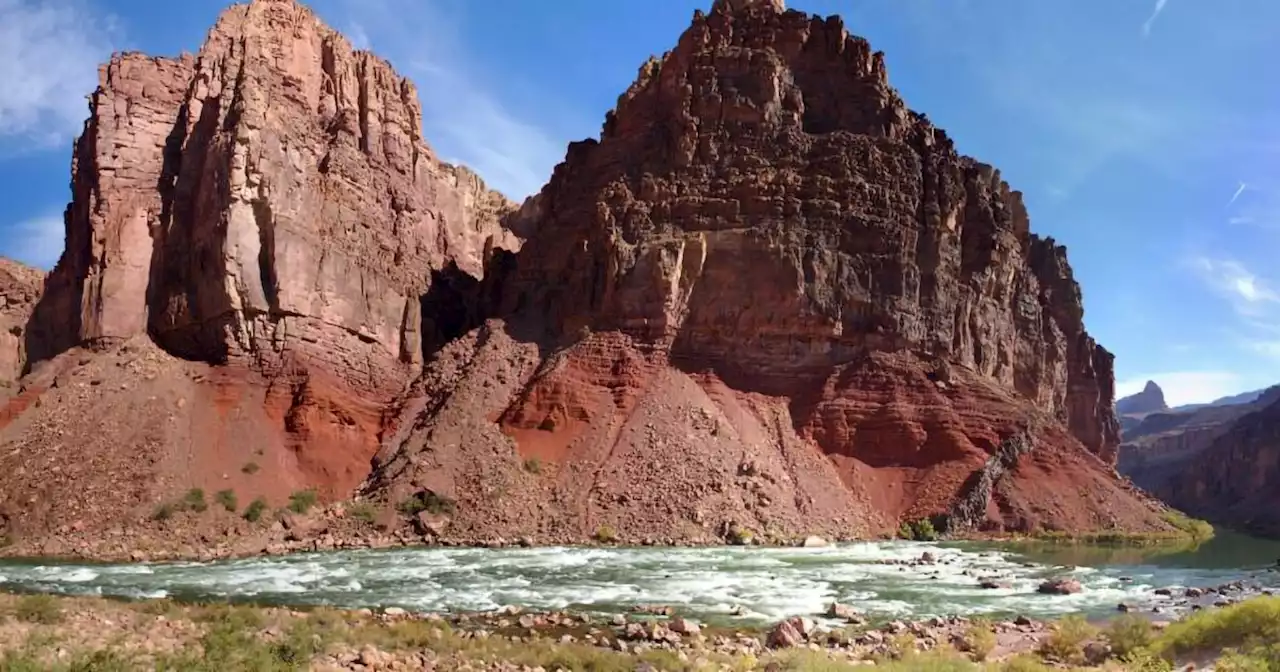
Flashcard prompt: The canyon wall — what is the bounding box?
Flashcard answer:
[0,0,1177,555]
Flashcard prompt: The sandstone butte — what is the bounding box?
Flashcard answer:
[0,0,1188,558]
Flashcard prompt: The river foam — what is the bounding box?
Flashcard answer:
[0,541,1275,623]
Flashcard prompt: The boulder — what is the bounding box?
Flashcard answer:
[766,617,814,649]
[1038,578,1084,595]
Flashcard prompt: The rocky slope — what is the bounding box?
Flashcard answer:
[0,0,1176,555]
[0,258,43,404]
[360,0,1172,543]
[0,0,517,548]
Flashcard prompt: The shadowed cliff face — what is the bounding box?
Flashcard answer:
[1163,393,1280,537]
[1119,386,1280,537]
[364,0,1168,544]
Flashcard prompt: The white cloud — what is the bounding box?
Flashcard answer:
[1142,0,1170,36]
[1117,370,1240,407]
[0,213,65,270]
[315,0,565,200]
[0,0,119,152]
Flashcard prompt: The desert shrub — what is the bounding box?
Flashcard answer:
[522,457,542,474]
[243,497,268,522]
[215,489,238,513]
[153,503,178,521]
[1153,596,1280,658]
[13,594,62,624]
[397,491,455,516]
[1215,644,1280,672]
[347,502,377,523]
[287,489,318,514]
[963,618,997,661]
[182,488,208,513]
[593,525,618,543]
[1037,615,1098,665]
[241,461,260,475]
[1105,613,1156,657]
[996,655,1054,672]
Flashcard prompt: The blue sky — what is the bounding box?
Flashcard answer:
[1,0,1277,406]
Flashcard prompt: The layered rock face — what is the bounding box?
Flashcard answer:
[2,0,517,546]
[1116,380,1167,417]
[0,258,43,401]
[367,0,1170,542]
[27,0,517,399]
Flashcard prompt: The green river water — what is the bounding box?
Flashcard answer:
[0,533,1276,625]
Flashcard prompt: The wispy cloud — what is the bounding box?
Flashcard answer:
[1227,181,1247,208]
[1224,183,1280,231]
[1142,0,1170,37]
[1116,370,1240,407]
[0,0,119,153]
[1189,255,1280,371]
[1190,257,1279,312]
[313,0,566,200]
[0,212,64,270]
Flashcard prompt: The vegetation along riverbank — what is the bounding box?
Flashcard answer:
[0,589,1277,671]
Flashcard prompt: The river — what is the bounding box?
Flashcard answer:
[1,533,1277,625]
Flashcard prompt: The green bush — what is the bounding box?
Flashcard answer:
[243,497,268,523]
[215,489,238,513]
[397,491,456,517]
[897,518,938,541]
[1153,596,1280,658]
[522,457,543,474]
[241,461,260,475]
[287,489,318,514]
[1161,510,1215,541]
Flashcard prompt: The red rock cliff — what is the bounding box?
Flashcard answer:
[27,0,517,399]
[366,0,1168,543]
[0,0,519,551]
[0,259,43,402]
